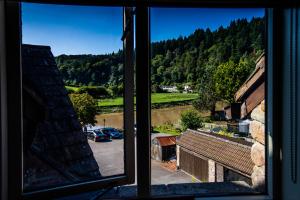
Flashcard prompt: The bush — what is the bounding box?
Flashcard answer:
[152,84,163,93]
[180,110,203,131]
[108,84,124,97]
[77,86,110,98]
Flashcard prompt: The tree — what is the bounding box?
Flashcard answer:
[213,58,254,103]
[193,65,218,117]
[56,17,264,94]
[180,110,203,131]
[69,93,97,126]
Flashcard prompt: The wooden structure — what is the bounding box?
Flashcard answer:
[151,136,176,161]
[176,130,253,183]
[235,54,265,118]
[224,103,241,120]
[179,148,209,181]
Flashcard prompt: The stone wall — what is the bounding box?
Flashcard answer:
[249,100,265,192]
[216,164,224,182]
[208,159,216,182]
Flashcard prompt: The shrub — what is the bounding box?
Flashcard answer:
[108,84,124,97]
[180,110,203,131]
[152,84,163,93]
[77,86,110,98]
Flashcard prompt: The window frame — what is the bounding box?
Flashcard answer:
[1,0,288,199]
[2,1,135,199]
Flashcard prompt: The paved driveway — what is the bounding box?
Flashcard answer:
[88,134,197,185]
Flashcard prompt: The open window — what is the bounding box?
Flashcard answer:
[3,0,298,199]
[149,7,267,196]
[3,1,135,199]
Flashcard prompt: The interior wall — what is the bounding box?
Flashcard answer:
[282,8,300,200]
[0,1,7,199]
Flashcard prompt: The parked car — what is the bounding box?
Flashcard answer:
[101,127,123,139]
[84,126,111,142]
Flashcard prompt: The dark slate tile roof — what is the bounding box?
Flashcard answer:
[22,44,101,190]
[176,129,254,176]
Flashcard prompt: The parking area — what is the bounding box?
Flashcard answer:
[88,134,198,185]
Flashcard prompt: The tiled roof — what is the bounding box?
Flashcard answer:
[155,136,176,147]
[22,44,101,190]
[176,130,254,176]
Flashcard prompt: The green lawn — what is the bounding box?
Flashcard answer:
[65,86,81,92]
[153,126,181,136]
[98,93,198,107]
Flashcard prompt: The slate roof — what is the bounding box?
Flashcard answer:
[176,129,254,176]
[155,136,176,147]
[22,44,101,190]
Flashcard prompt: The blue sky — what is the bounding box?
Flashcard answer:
[22,3,264,56]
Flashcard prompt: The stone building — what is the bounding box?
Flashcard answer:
[22,44,101,191]
[176,130,254,184]
[234,54,265,191]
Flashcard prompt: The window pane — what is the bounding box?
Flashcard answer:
[150,8,266,196]
[22,3,126,191]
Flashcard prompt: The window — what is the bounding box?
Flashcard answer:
[150,8,266,196]
[2,0,300,200]
[2,1,135,199]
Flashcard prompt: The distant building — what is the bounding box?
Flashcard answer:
[176,129,253,184]
[151,136,177,161]
[183,85,193,93]
[160,85,178,93]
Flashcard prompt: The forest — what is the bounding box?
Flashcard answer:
[55,17,264,104]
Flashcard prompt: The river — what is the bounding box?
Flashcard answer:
[95,105,202,129]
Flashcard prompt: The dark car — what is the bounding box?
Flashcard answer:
[101,127,123,139]
[85,126,111,142]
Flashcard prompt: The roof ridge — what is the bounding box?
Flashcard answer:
[184,129,252,148]
[22,44,51,49]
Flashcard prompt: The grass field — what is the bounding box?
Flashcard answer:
[98,93,198,107]
[65,85,81,92]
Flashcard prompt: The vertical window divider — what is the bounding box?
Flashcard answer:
[4,1,22,200]
[123,7,135,184]
[135,3,151,198]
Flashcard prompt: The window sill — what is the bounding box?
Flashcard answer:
[195,195,272,200]
[57,181,266,199]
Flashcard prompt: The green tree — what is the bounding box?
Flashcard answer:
[180,110,203,131]
[213,59,254,103]
[193,65,218,117]
[69,93,97,126]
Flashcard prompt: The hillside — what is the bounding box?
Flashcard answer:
[55,17,265,90]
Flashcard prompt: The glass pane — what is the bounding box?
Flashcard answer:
[22,3,126,191]
[150,8,266,196]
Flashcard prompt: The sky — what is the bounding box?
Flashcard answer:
[22,3,264,56]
